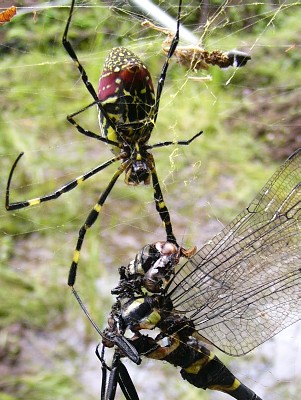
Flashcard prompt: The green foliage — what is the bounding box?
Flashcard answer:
[1,373,86,400]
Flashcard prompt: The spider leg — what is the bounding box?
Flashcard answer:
[72,288,141,363]
[6,152,121,211]
[62,0,117,133]
[62,0,98,103]
[147,130,203,150]
[72,287,107,339]
[67,101,120,148]
[68,161,131,287]
[153,0,182,124]
[147,154,177,245]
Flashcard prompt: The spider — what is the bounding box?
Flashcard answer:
[6,0,202,288]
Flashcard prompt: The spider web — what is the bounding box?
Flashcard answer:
[0,1,300,400]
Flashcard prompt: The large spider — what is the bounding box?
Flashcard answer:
[6,0,202,288]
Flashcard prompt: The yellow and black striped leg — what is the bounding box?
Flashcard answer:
[153,0,182,124]
[148,154,177,245]
[68,161,130,287]
[62,0,116,132]
[6,153,121,211]
[62,0,98,103]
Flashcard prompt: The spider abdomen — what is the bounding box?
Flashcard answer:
[98,47,156,150]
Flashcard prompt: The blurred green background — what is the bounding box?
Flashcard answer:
[0,1,300,399]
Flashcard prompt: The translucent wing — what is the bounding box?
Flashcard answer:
[168,148,301,356]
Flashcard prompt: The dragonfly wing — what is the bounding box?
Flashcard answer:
[168,148,301,356]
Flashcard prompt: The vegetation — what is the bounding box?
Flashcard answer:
[0,1,300,399]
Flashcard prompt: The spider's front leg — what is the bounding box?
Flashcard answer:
[62,0,98,103]
[62,0,117,133]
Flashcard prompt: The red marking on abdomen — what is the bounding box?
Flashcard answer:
[98,66,154,101]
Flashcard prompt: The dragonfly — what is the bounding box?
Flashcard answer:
[74,147,300,399]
